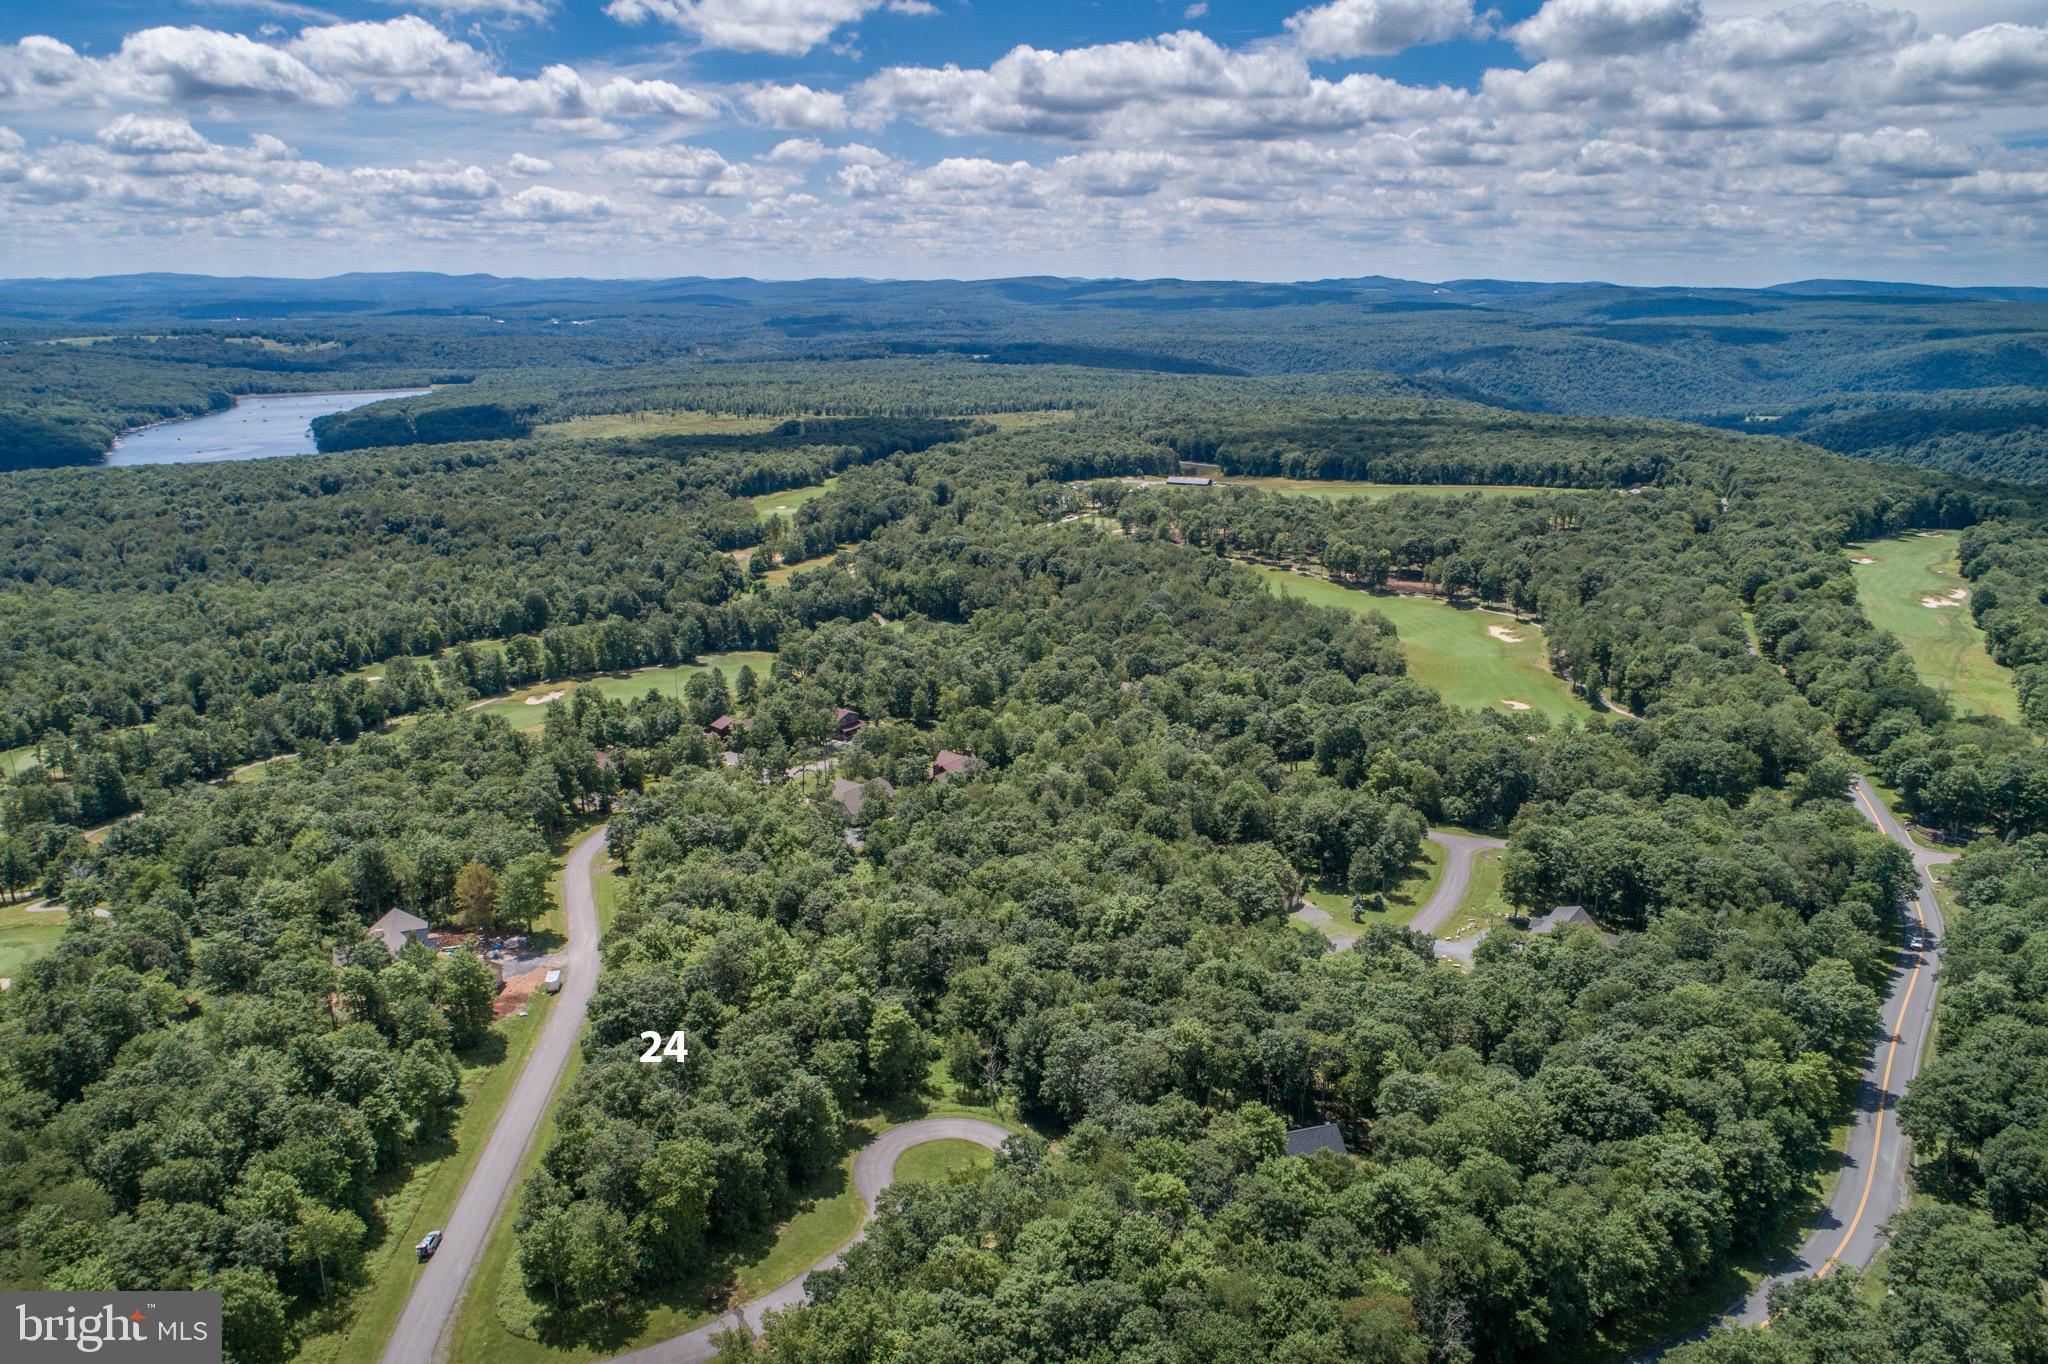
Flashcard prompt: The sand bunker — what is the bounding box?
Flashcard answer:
[1949,587,1970,601]
[1500,699,1534,711]
[1487,624,1524,643]
[1919,595,1959,609]
[361,674,383,683]
[524,688,569,705]
[1849,556,1876,565]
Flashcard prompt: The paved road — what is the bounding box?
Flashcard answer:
[381,825,608,1364]
[1637,776,1954,1356]
[608,1117,1012,1363]
[1290,830,1506,952]
[1413,830,1509,940]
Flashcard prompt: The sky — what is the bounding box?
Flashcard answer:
[0,0,2044,285]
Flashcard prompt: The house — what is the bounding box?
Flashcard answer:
[833,707,864,740]
[1164,475,1213,487]
[368,908,430,956]
[708,714,751,740]
[1528,905,1595,935]
[1285,1123,1349,1158]
[832,776,895,823]
[1527,905,1618,944]
[930,750,977,782]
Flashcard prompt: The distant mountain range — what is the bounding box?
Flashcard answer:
[3,271,2044,482]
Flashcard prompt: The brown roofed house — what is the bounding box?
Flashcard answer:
[708,715,753,741]
[832,776,895,823]
[930,750,977,782]
[833,707,864,740]
[368,908,430,956]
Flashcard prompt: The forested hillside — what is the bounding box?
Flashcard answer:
[3,352,2048,1364]
[4,273,2045,478]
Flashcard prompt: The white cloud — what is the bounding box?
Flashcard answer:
[507,152,555,174]
[1511,0,1705,56]
[96,113,212,155]
[1286,0,1488,58]
[501,184,612,219]
[604,143,756,196]
[124,26,351,104]
[744,83,850,131]
[290,16,491,84]
[373,0,557,17]
[602,0,910,56]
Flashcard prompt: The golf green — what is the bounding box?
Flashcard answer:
[1244,564,1588,722]
[1847,533,2018,722]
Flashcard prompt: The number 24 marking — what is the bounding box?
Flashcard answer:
[639,1030,689,1064]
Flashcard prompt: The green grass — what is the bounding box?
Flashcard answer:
[0,743,42,778]
[1440,848,1510,943]
[0,902,67,982]
[1848,532,2019,722]
[760,546,854,588]
[1295,838,1444,939]
[1244,564,1588,722]
[893,1139,994,1186]
[295,995,556,1364]
[538,411,782,440]
[467,652,776,730]
[747,479,837,521]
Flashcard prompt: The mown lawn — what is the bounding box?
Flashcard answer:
[1295,837,1445,939]
[467,651,775,729]
[0,902,67,982]
[1439,847,1511,943]
[893,1139,994,1186]
[1847,531,2018,721]
[1244,564,1588,722]
[748,479,836,521]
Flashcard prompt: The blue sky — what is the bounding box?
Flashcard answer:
[0,0,2044,283]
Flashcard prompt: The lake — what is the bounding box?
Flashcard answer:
[105,388,430,466]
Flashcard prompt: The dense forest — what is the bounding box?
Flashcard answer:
[1,326,2046,1364]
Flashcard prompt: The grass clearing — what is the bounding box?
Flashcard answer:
[0,902,68,982]
[1295,838,1445,940]
[761,547,853,588]
[0,743,42,778]
[467,651,775,729]
[1244,564,1589,722]
[1847,532,2018,722]
[893,1139,994,1186]
[1440,848,1511,942]
[537,411,783,440]
[747,479,836,521]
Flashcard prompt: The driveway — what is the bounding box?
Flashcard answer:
[380,825,608,1364]
[606,1118,1012,1363]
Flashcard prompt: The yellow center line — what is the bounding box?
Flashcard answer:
[1813,784,1927,1278]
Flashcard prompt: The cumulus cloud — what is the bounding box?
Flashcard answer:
[96,113,212,155]
[501,184,612,219]
[744,83,849,131]
[1511,0,1704,56]
[1286,0,1488,58]
[603,0,909,56]
[604,143,757,196]
[507,152,555,174]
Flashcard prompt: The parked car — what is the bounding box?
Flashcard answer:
[544,969,563,994]
[416,1230,443,1262]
